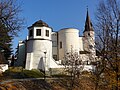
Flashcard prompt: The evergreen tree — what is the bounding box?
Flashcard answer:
[0,0,24,62]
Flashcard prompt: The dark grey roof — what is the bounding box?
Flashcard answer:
[28,20,49,29]
[83,9,94,32]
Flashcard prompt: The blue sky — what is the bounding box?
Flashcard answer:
[13,0,99,53]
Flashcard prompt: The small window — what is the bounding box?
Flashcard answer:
[46,30,49,37]
[36,29,41,36]
[53,55,57,61]
[60,42,62,49]
[88,33,90,36]
[29,29,33,37]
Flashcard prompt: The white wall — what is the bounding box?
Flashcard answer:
[15,41,25,67]
[0,64,8,72]
[79,37,84,51]
[26,26,53,70]
[51,32,58,60]
[58,28,80,60]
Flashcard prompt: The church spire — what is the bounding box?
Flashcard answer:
[84,8,94,32]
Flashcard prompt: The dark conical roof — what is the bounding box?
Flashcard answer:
[83,9,94,32]
[33,20,49,27]
[28,20,49,29]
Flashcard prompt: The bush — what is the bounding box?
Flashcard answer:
[23,69,44,78]
[8,67,23,72]
[2,67,44,79]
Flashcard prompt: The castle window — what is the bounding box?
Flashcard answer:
[60,42,62,49]
[53,55,57,61]
[46,30,49,37]
[29,29,33,37]
[36,29,41,36]
[88,33,90,36]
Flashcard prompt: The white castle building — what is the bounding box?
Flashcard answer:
[15,11,96,71]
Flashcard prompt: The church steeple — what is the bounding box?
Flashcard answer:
[84,8,94,32]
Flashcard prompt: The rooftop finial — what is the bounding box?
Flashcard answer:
[87,6,88,11]
[86,6,89,15]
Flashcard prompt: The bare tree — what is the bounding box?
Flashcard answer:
[0,0,24,36]
[95,0,120,89]
[64,46,84,90]
[0,0,24,62]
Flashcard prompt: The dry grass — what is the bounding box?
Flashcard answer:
[0,76,96,90]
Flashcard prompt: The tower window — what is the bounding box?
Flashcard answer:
[60,42,62,49]
[36,29,41,36]
[88,33,90,36]
[29,29,33,37]
[46,30,49,37]
[53,55,57,61]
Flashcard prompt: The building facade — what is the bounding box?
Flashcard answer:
[15,11,96,71]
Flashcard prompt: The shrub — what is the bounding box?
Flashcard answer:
[22,69,44,78]
[2,67,44,79]
[8,67,23,72]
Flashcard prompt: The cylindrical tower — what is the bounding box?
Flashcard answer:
[25,20,52,70]
[58,28,80,61]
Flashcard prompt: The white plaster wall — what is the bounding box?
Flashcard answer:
[58,28,80,60]
[0,64,8,72]
[52,47,57,56]
[32,40,52,70]
[25,53,33,70]
[34,27,52,40]
[79,37,84,51]
[51,32,57,41]
[58,30,65,60]
[49,58,64,68]
[51,32,58,57]
[25,39,53,70]
[26,25,54,70]
[25,40,34,70]
[26,40,34,53]
[15,41,25,67]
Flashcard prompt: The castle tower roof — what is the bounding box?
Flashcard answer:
[28,20,49,29]
[83,9,94,32]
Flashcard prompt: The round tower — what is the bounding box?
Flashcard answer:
[58,28,80,61]
[25,20,52,70]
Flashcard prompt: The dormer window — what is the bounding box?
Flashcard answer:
[36,29,41,36]
[46,30,49,37]
[29,29,33,37]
